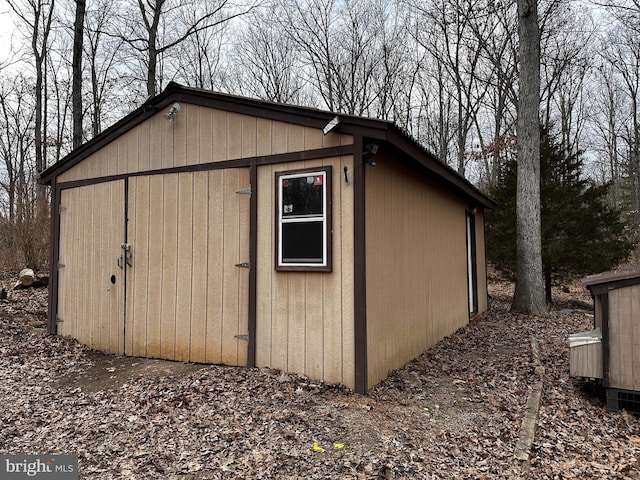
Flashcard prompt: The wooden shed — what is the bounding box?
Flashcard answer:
[39,83,495,393]
[581,269,640,413]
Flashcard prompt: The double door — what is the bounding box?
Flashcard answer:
[56,169,250,365]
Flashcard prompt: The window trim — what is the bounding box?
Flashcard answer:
[275,166,332,272]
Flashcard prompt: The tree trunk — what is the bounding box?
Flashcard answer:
[511,0,547,316]
[72,0,86,149]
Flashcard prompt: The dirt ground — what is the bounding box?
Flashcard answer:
[1,273,639,479]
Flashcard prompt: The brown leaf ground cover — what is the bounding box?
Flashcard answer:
[1,274,639,479]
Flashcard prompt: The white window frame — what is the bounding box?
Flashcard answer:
[275,167,332,271]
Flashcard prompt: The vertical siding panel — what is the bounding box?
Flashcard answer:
[127,129,139,174]
[174,107,188,168]
[212,110,227,161]
[238,168,250,365]
[256,164,273,367]
[131,177,150,357]
[340,155,355,388]
[323,158,344,384]
[272,121,288,155]
[271,272,289,372]
[199,108,213,165]
[304,126,323,150]
[256,118,272,156]
[632,286,640,391]
[288,124,305,151]
[137,120,151,172]
[162,117,175,170]
[57,189,71,339]
[221,169,241,364]
[206,169,224,363]
[149,114,164,171]
[609,290,620,387]
[615,289,634,389]
[190,172,209,362]
[287,274,306,374]
[185,104,200,166]
[322,131,342,148]
[175,173,194,361]
[305,274,324,380]
[161,174,178,359]
[146,175,164,358]
[113,181,126,355]
[228,113,242,160]
[242,115,257,158]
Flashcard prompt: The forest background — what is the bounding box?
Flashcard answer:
[0,0,638,275]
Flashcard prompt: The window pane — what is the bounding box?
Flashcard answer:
[282,174,324,217]
[282,222,324,263]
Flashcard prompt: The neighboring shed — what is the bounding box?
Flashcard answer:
[39,83,496,393]
[581,269,640,413]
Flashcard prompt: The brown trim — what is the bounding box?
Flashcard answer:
[601,294,610,388]
[274,166,333,272]
[55,145,353,192]
[47,180,62,334]
[247,163,258,367]
[353,135,367,394]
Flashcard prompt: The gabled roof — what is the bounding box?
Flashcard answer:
[39,82,496,209]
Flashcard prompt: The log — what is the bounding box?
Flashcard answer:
[12,270,49,290]
[19,269,35,286]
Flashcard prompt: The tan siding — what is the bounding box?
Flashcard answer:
[205,169,225,362]
[57,181,125,354]
[608,285,640,391]
[126,169,250,365]
[365,155,471,389]
[58,105,352,183]
[255,155,355,388]
[146,175,164,358]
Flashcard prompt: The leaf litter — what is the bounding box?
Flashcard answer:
[0,274,638,479]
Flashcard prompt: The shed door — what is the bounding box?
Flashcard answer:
[125,169,251,365]
[57,180,126,354]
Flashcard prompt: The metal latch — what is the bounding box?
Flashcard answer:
[58,205,66,214]
[234,334,249,341]
[117,243,133,268]
[56,316,64,324]
[57,263,65,269]
[236,187,252,195]
[235,262,251,269]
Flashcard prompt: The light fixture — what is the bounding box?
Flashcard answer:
[363,143,379,166]
[164,103,181,122]
[323,115,340,135]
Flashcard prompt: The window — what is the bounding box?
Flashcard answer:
[276,167,332,271]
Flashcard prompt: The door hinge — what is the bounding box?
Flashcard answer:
[58,205,66,214]
[234,334,249,341]
[235,262,251,269]
[57,263,65,269]
[56,316,64,324]
[236,187,252,195]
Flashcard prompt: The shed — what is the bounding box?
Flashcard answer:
[39,83,496,393]
[581,269,640,413]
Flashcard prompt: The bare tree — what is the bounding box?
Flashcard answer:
[85,0,128,137]
[231,5,308,104]
[72,0,86,148]
[111,0,257,97]
[512,0,547,315]
[7,0,55,197]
